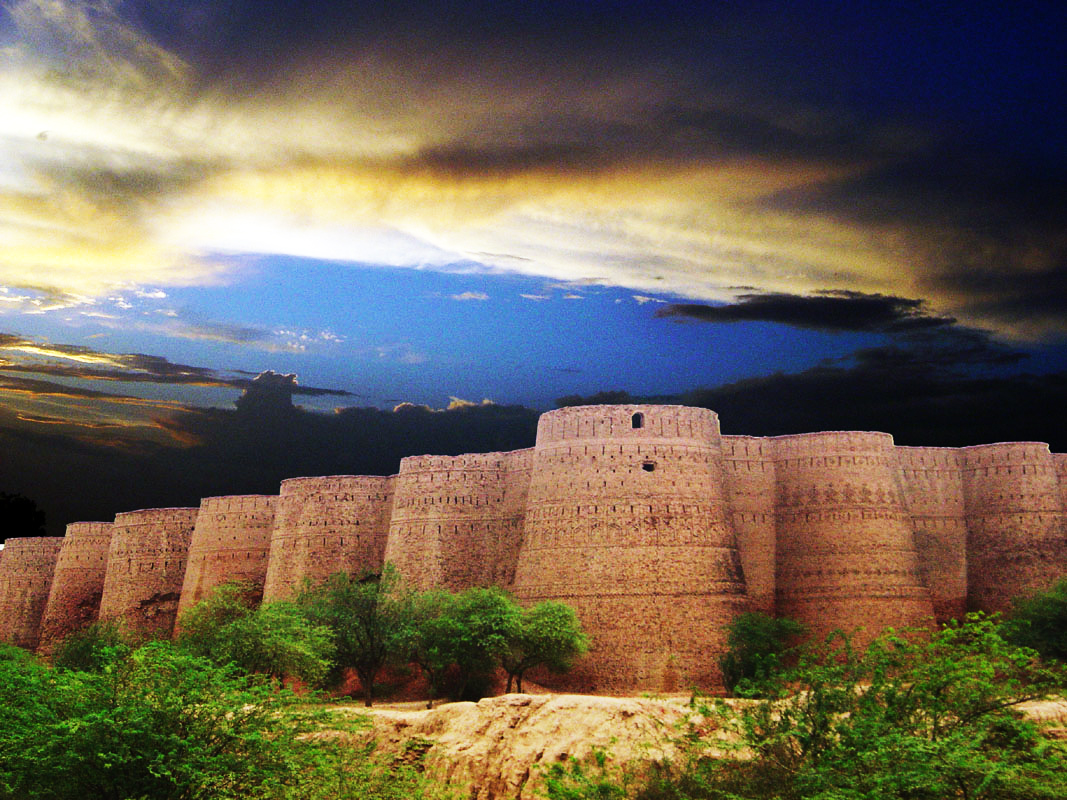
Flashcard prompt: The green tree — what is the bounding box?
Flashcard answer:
[297,565,413,706]
[1002,578,1067,662]
[404,589,462,707]
[177,582,335,686]
[501,600,588,693]
[0,640,326,800]
[718,610,806,696]
[50,620,127,672]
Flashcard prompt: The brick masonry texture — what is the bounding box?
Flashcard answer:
[7,405,1066,693]
[37,521,113,653]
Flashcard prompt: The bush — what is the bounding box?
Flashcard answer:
[1002,578,1067,662]
[50,620,127,672]
[718,611,805,695]
[0,641,326,799]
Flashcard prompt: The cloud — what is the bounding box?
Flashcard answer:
[655,290,955,333]
[520,294,550,301]
[450,291,489,301]
[632,295,666,305]
[0,1,1061,341]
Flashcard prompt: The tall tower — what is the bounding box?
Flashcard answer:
[38,522,113,652]
[773,432,934,643]
[961,442,1067,613]
[512,405,747,692]
[177,495,277,618]
[0,537,64,649]
[98,508,198,638]
[263,475,394,600]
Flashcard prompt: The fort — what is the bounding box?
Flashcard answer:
[3,405,1066,692]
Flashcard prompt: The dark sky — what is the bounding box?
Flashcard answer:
[0,1,1064,534]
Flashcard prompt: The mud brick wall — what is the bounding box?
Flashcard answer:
[98,508,198,638]
[722,435,777,614]
[38,522,113,652]
[177,495,277,618]
[385,451,527,591]
[263,475,394,600]
[896,447,968,622]
[513,405,747,693]
[772,432,934,645]
[961,442,1067,614]
[0,536,64,650]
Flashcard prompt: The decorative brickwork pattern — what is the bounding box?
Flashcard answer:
[98,508,198,638]
[896,447,968,622]
[961,443,1067,614]
[11,405,1067,694]
[263,475,393,600]
[0,537,65,649]
[385,452,526,590]
[177,495,277,618]
[38,522,113,652]
[772,432,935,645]
[513,405,747,692]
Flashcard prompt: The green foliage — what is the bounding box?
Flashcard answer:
[543,750,629,800]
[49,620,128,672]
[297,564,413,705]
[718,611,805,696]
[404,586,523,703]
[1002,578,1067,662]
[0,640,327,800]
[502,600,588,692]
[177,581,335,686]
[546,615,1067,800]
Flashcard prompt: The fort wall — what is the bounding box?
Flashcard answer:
[772,432,934,644]
[177,495,277,619]
[961,443,1067,613]
[0,537,64,650]
[896,447,968,622]
[38,522,113,651]
[263,475,394,601]
[722,435,777,614]
[513,405,747,692]
[9,405,1067,695]
[98,508,198,638]
[385,452,524,590]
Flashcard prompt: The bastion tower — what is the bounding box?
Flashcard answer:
[512,405,747,692]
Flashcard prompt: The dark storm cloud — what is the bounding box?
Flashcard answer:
[655,291,954,334]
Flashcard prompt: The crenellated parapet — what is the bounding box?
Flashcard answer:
[9,405,1067,695]
[38,521,113,652]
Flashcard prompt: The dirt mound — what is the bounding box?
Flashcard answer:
[357,693,697,799]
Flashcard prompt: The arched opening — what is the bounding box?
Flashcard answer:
[631,412,644,429]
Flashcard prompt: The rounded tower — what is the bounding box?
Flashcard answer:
[98,508,198,638]
[385,451,523,591]
[961,442,1067,614]
[263,475,394,601]
[772,432,934,643]
[177,495,277,618]
[722,435,777,614]
[38,522,113,652]
[512,405,747,693]
[0,537,64,649]
[896,447,968,622]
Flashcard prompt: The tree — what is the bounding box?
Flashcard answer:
[1002,578,1067,662]
[0,492,45,542]
[404,589,462,708]
[177,581,335,687]
[718,610,806,696]
[0,641,326,800]
[501,600,588,693]
[297,565,413,706]
[50,620,127,672]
